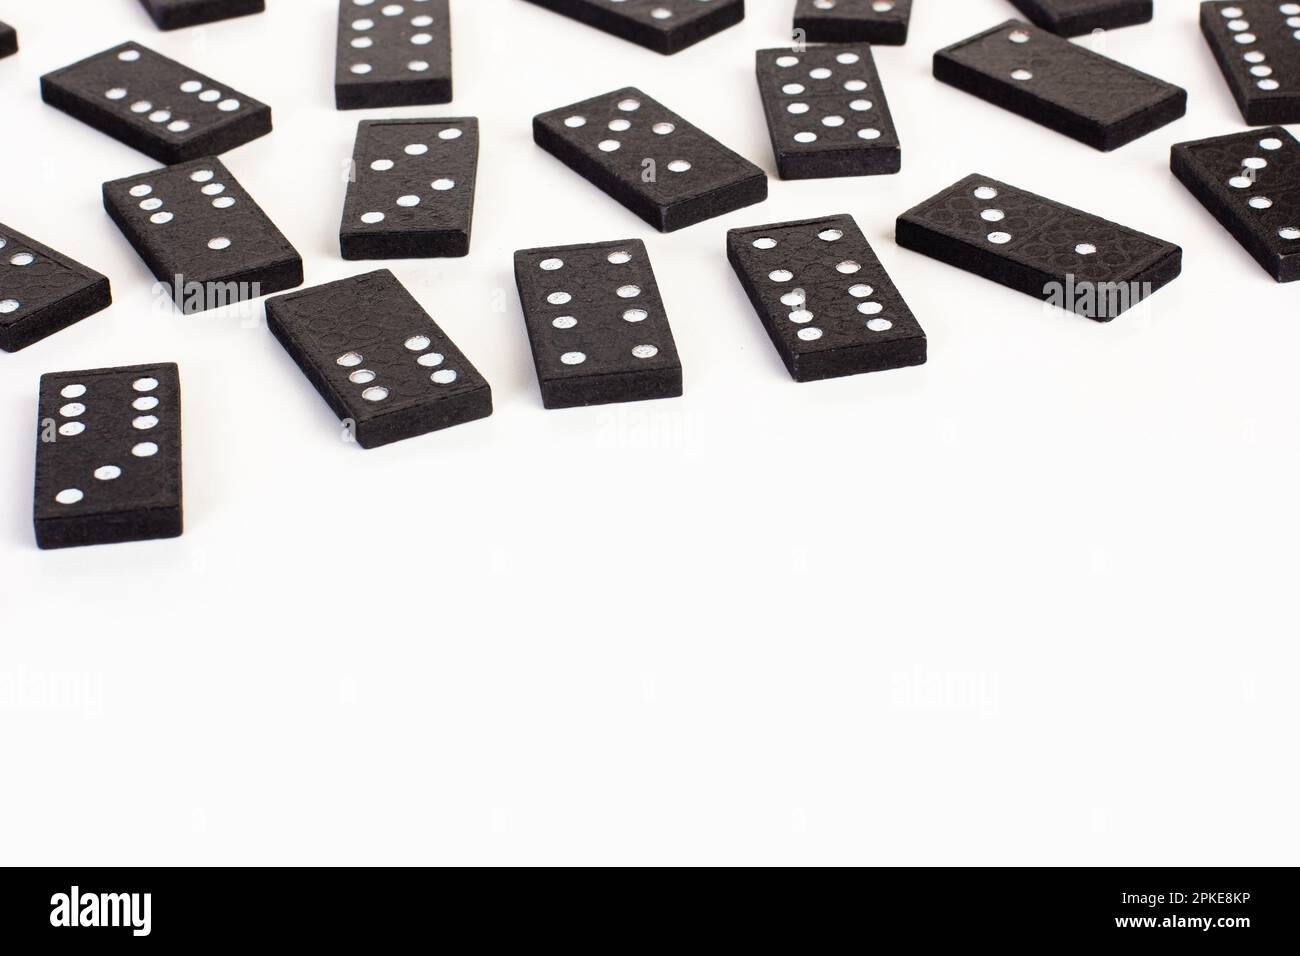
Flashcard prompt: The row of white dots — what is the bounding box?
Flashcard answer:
[751,228,893,333]
[334,333,459,401]
[53,376,163,506]
[1219,4,1300,91]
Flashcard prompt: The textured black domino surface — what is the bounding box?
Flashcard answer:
[0,225,112,353]
[0,21,17,58]
[1200,1,1300,126]
[1009,0,1153,37]
[104,157,302,314]
[728,215,925,383]
[933,19,1186,151]
[265,270,491,449]
[335,0,451,110]
[1172,127,1300,282]
[793,0,912,45]
[521,0,745,55]
[139,0,265,30]
[534,87,767,232]
[514,239,682,409]
[41,42,271,165]
[896,174,1182,321]
[757,44,900,180]
[34,363,182,550]
[341,118,478,260]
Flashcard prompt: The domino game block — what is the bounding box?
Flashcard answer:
[34,363,183,550]
[1200,1,1300,126]
[341,118,479,260]
[335,0,452,110]
[0,21,17,58]
[793,0,912,46]
[756,44,900,180]
[513,239,682,408]
[728,214,926,382]
[41,42,271,165]
[534,86,767,232]
[1172,127,1300,282]
[896,174,1182,321]
[0,225,112,353]
[933,19,1186,151]
[520,0,745,55]
[104,157,303,314]
[265,270,492,449]
[1008,0,1153,37]
[138,0,265,30]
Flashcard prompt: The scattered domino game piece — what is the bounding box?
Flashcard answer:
[341,118,479,260]
[1200,1,1300,126]
[41,42,271,165]
[34,363,183,550]
[520,0,745,55]
[265,270,492,449]
[138,0,265,30]
[793,0,912,46]
[1008,0,1153,37]
[896,174,1182,321]
[728,214,926,382]
[1172,126,1300,282]
[756,44,900,179]
[0,225,112,353]
[513,239,682,409]
[0,21,17,58]
[933,19,1187,151]
[103,157,303,314]
[335,0,452,110]
[533,86,767,232]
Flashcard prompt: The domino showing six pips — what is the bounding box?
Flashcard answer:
[6,5,1286,547]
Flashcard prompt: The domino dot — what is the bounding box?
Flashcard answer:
[836,261,861,274]
[438,128,462,140]
[181,80,202,93]
[974,186,998,200]
[371,160,394,171]
[818,229,843,241]
[213,197,236,209]
[653,123,675,135]
[1281,227,1300,241]
[564,116,586,128]
[60,422,85,437]
[199,90,220,103]
[207,237,231,250]
[11,253,34,266]
[119,50,141,62]
[552,316,577,329]
[788,103,810,114]
[849,284,873,297]
[618,99,641,112]
[540,258,564,270]
[858,302,884,315]
[411,33,433,45]
[350,370,376,384]
[667,160,691,173]
[409,61,429,72]
[608,250,632,264]
[202,184,225,195]
[810,68,832,80]
[598,140,621,152]
[337,352,364,367]
[412,16,433,27]
[866,318,893,332]
[837,53,860,65]
[776,56,799,68]
[405,335,431,350]
[60,403,85,417]
[132,442,159,457]
[405,144,428,155]
[1260,138,1283,150]
[781,291,805,306]
[430,369,458,385]
[753,237,777,249]
[1009,30,1031,43]
[397,195,420,206]
[362,386,389,402]
[1011,70,1033,81]
[94,466,122,481]
[133,377,159,392]
[789,309,813,324]
[623,309,648,322]
[988,232,1012,244]
[561,351,586,365]
[1249,196,1273,209]
[133,416,159,430]
[609,119,631,131]
[1229,176,1253,188]
[845,80,867,92]
[361,212,385,223]
[1075,243,1097,255]
[351,37,373,49]
[797,328,823,341]
[56,489,84,505]
[431,179,455,190]
[191,169,215,182]
[1242,157,1267,169]
[850,100,873,111]
[981,209,1005,222]
[131,101,152,113]
[61,384,87,399]
[134,396,159,411]
[130,184,152,197]
[169,121,191,133]
[0,299,19,314]
[857,128,881,139]
[616,285,641,298]
[548,292,572,305]
[351,63,372,75]
[632,345,659,359]
[769,269,793,282]
[795,132,818,143]
[218,100,241,112]
[417,352,444,367]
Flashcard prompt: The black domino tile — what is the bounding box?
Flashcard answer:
[896,173,1182,321]
[1172,126,1300,282]
[41,42,271,165]
[138,0,265,30]
[534,86,767,232]
[933,19,1186,151]
[514,239,682,409]
[335,0,452,110]
[728,214,925,382]
[757,44,900,180]
[265,270,492,449]
[0,225,112,353]
[341,118,479,260]
[104,157,302,314]
[520,0,745,55]
[34,363,183,550]
[1008,0,1153,37]
[1201,1,1300,126]
[0,21,17,58]
[793,0,912,46]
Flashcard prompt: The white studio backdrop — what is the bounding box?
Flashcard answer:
[0,0,1296,866]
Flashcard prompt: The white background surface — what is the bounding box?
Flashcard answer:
[1,0,1297,866]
